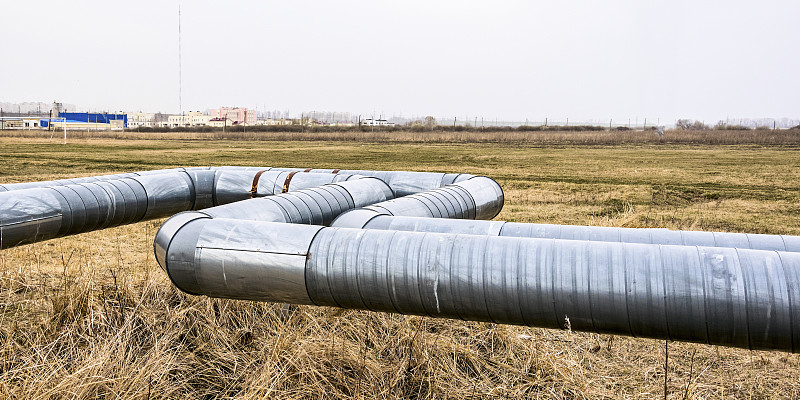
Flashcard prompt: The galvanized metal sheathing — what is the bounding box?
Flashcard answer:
[157,219,800,352]
[210,168,477,201]
[342,216,800,253]
[324,170,474,197]
[11,165,800,353]
[212,169,361,205]
[153,177,395,273]
[0,172,195,249]
[0,167,188,192]
[0,167,474,250]
[331,176,504,228]
[194,177,394,225]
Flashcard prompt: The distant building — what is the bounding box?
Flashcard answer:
[188,111,212,126]
[58,112,127,128]
[361,118,395,127]
[256,118,293,126]
[165,111,213,128]
[128,112,155,128]
[166,114,186,127]
[210,107,256,125]
[209,117,234,128]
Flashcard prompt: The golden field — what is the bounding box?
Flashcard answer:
[0,131,799,399]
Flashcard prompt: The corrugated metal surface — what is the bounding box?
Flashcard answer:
[159,219,800,352]
[350,216,800,253]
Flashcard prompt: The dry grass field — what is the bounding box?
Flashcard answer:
[1,131,799,399]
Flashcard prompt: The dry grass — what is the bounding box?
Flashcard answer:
[1,137,800,398]
[2,128,800,145]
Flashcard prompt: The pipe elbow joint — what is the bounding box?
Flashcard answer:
[453,176,504,220]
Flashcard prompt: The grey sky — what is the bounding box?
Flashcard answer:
[1,0,798,123]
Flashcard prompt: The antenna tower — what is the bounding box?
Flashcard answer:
[178,4,182,115]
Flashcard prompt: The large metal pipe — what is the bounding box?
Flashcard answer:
[209,168,476,200]
[1,168,496,250]
[333,216,800,253]
[331,176,504,227]
[194,177,394,226]
[0,168,315,249]
[0,167,470,197]
[0,168,188,192]
[0,172,197,249]
[157,218,800,353]
[153,176,508,270]
[11,166,800,353]
[0,167,478,249]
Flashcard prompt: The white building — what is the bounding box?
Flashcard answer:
[166,111,212,128]
[127,112,155,128]
[209,117,234,128]
[361,118,395,127]
[256,118,293,126]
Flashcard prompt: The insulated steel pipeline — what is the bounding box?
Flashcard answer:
[331,176,504,226]
[0,168,473,249]
[154,175,504,276]
[194,177,395,226]
[6,167,800,352]
[156,218,800,353]
[332,216,800,253]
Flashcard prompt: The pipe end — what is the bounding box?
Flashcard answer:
[153,211,210,272]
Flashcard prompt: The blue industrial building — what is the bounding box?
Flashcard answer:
[57,112,127,128]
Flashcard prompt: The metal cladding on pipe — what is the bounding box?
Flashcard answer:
[0,188,65,248]
[157,216,323,302]
[1,171,201,249]
[212,169,360,205]
[326,170,476,197]
[196,177,394,226]
[331,176,504,228]
[0,168,187,192]
[157,220,800,352]
[352,216,800,253]
[210,168,474,203]
[153,177,394,275]
[2,166,466,250]
[7,166,800,352]
[0,167,470,202]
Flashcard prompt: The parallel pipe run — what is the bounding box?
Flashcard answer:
[158,219,800,353]
[334,216,800,253]
[0,167,471,250]
[0,172,195,249]
[7,166,800,353]
[189,177,394,227]
[331,176,504,228]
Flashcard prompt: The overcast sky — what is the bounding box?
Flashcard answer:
[1,0,798,122]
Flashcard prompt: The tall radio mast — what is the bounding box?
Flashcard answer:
[178,4,182,115]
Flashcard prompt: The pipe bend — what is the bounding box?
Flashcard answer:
[153,211,211,272]
[452,176,504,220]
[329,177,395,207]
[330,208,389,229]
